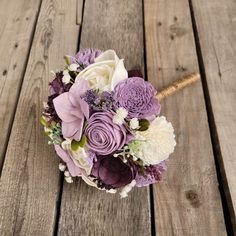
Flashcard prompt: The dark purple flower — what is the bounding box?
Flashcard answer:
[49,71,71,95]
[128,69,143,78]
[71,48,102,67]
[91,155,137,189]
[85,111,133,155]
[83,90,114,111]
[113,77,161,120]
[44,72,72,122]
[135,161,167,187]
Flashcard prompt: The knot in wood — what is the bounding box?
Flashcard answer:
[185,190,201,208]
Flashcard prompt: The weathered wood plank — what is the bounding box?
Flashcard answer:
[0,0,41,170]
[58,1,151,235]
[191,0,236,232]
[0,0,80,235]
[144,0,227,235]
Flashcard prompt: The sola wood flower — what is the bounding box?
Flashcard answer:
[130,116,176,165]
[85,111,133,155]
[41,48,200,197]
[53,79,89,141]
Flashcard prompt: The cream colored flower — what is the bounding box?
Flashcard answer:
[61,139,92,174]
[132,116,176,165]
[75,50,128,91]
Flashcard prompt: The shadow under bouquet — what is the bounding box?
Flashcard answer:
[41,49,198,197]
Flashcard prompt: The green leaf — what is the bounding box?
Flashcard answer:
[64,55,70,65]
[138,119,150,131]
[40,116,48,127]
[71,140,80,151]
[78,134,87,147]
[71,135,87,151]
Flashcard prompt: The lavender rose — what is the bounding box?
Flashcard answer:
[91,155,136,189]
[113,77,161,120]
[85,111,133,155]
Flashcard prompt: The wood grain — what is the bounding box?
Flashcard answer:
[0,0,80,235]
[191,0,236,232]
[0,0,41,170]
[144,0,227,235]
[58,1,151,235]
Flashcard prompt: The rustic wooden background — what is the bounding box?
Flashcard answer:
[0,0,235,235]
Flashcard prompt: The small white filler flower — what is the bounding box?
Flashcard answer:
[113,107,128,125]
[62,70,71,84]
[132,116,176,165]
[68,63,79,71]
[129,118,140,130]
[120,180,136,198]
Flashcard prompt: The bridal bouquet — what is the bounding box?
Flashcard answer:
[41,48,194,197]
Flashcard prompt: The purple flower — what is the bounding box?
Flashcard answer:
[53,79,89,141]
[85,111,133,155]
[49,71,71,95]
[113,77,161,120]
[91,155,136,189]
[71,48,102,67]
[44,72,72,122]
[83,90,114,111]
[135,162,167,187]
[128,69,143,78]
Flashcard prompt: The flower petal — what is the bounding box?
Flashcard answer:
[62,118,84,141]
[54,145,70,163]
[69,79,90,119]
[53,93,83,122]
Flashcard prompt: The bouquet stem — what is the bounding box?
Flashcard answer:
[156,72,200,101]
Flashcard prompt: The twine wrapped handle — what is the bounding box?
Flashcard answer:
[156,72,200,101]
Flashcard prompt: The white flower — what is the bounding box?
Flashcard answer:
[43,102,48,109]
[120,180,136,198]
[130,118,140,130]
[132,116,176,165]
[68,63,78,71]
[64,170,70,177]
[65,176,73,183]
[106,189,117,194]
[62,70,71,84]
[113,107,128,125]
[59,163,66,172]
[75,50,128,91]
[61,139,92,174]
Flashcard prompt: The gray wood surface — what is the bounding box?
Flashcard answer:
[0,0,234,235]
[191,0,236,232]
[0,0,41,169]
[144,0,227,235]
[58,1,151,235]
[0,0,80,235]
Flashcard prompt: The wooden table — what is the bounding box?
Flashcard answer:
[0,0,235,235]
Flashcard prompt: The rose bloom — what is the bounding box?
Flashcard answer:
[113,77,161,120]
[91,155,137,189]
[75,50,128,91]
[85,111,133,155]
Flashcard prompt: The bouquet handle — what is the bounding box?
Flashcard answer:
[156,72,200,101]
